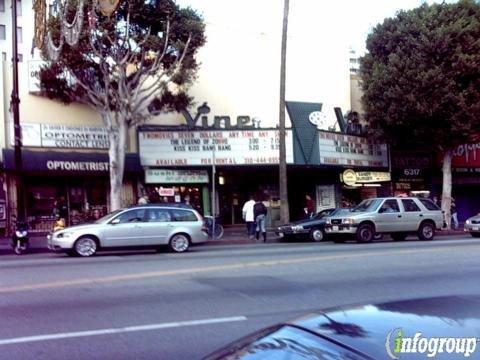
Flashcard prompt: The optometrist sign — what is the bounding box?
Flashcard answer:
[14,123,110,149]
[139,129,294,166]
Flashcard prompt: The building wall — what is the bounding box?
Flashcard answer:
[1,61,138,156]
[350,73,364,118]
[147,2,352,129]
[0,0,35,64]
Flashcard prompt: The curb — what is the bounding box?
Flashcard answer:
[0,229,470,254]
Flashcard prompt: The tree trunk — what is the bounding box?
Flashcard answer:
[441,149,453,229]
[109,118,128,211]
[279,0,290,224]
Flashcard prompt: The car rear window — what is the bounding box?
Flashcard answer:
[170,209,198,222]
[402,199,421,212]
[418,198,441,211]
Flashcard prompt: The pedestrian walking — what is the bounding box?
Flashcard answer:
[242,195,256,239]
[254,198,268,242]
[304,194,315,219]
[53,196,68,226]
[138,195,149,204]
[451,198,459,230]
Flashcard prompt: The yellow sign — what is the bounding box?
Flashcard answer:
[341,169,357,186]
[341,170,391,185]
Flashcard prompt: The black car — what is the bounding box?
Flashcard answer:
[204,295,480,359]
[276,208,351,242]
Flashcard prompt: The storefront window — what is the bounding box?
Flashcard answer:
[26,183,61,232]
[144,185,205,214]
[25,177,109,231]
[86,180,108,221]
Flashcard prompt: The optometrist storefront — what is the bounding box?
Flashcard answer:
[3,123,142,233]
[3,149,141,232]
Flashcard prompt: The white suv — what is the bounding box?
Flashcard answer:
[324,197,443,243]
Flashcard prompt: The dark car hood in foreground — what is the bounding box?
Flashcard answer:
[281,218,326,228]
[205,295,480,359]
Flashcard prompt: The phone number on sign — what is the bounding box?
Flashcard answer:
[244,157,279,164]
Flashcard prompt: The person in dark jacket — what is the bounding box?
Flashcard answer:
[253,199,268,242]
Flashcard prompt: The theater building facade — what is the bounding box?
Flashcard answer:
[138,102,391,226]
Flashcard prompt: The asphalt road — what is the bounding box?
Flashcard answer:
[1,236,480,359]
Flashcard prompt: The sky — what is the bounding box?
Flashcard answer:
[177,0,458,54]
[166,0,460,127]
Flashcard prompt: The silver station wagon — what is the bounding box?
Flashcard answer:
[48,204,208,257]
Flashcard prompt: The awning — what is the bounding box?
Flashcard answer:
[2,149,142,173]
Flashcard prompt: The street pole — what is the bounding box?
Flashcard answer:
[11,0,25,222]
[211,144,216,241]
[279,0,290,224]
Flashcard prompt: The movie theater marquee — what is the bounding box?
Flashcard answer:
[139,130,294,166]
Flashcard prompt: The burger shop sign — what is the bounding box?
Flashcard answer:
[341,169,391,186]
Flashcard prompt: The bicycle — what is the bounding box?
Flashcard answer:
[204,215,224,239]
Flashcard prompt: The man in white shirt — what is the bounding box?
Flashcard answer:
[242,195,256,239]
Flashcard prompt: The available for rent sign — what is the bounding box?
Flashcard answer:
[139,130,294,166]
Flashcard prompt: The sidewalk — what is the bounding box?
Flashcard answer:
[0,225,274,253]
[0,226,469,254]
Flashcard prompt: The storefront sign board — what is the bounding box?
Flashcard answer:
[451,142,480,168]
[341,169,391,185]
[15,123,110,149]
[319,131,388,168]
[158,187,175,196]
[341,169,357,186]
[145,169,209,184]
[28,60,46,93]
[355,171,391,183]
[139,130,294,166]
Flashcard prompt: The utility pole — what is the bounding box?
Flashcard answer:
[11,0,25,222]
[279,0,290,224]
[211,143,216,241]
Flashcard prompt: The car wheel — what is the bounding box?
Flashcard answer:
[310,227,324,242]
[418,222,435,240]
[73,236,98,257]
[356,224,374,243]
[470,233,480,238]
[374,233,383,240]
[169,234,190,253]
[391,233,407,241]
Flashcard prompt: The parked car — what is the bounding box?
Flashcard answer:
[276,208,346,242]
[47,203,208,257]
[324,197,444,243]
[464,213,480,237]
[204,295,480,360]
